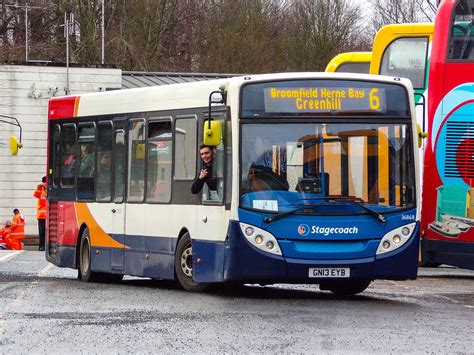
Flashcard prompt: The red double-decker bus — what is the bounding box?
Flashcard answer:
[421,0,474,269]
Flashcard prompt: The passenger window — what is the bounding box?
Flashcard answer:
[175,116,197,180]
[127,119,146,202]
[147,119,172,203]
[53,125,61,187]
[448,1,474,61]
[114,130,125,203]
[97,122,113,202]
[60,124,76,187]
[77,124,96,200]
[380,37,428,89]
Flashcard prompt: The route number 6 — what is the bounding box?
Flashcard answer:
[370,88,380,110]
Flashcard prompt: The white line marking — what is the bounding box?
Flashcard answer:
[37,262,54,277]
[0,250,24,262]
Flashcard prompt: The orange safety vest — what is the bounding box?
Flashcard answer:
[2,226,21,250]
[11,213,25,241]
[34,184,47,219]
[0,226,6,243]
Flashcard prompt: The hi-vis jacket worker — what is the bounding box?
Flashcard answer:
[0,220,11,244]
[9,209,25,250]
[33,176,47,251]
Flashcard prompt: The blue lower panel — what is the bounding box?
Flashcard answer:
[48,245,76,268]
[122,250,174,279]
[192,221,420,283]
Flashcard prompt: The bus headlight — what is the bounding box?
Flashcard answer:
[376,222,416,255]
[239,223,282,256]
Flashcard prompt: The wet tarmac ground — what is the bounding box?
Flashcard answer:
[0,250,473,353]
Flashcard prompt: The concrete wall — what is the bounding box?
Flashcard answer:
[0,65,121,236]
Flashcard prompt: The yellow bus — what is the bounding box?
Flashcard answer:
[370,23,434,134]
[325,52,372,73]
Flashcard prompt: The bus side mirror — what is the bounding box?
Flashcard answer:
[417,124,427,148]
[10,135,23,155]
[203,120,222,146]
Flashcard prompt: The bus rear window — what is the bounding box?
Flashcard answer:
[241,80,409,118]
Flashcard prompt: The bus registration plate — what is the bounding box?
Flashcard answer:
[309,268,350,278]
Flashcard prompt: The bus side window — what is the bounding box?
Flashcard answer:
[77,123,96,201]
[97,122,113,202]
[114,130,125,203]
[147,119,172,203]
[60,124,76,187]
[127,119,146,202]
[52,124,61,187]
[175,116,197,180]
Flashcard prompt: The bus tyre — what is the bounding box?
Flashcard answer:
[174,233,209,292]
[320,279,371,297]
[78,228,102,283]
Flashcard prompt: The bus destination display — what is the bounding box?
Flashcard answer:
[263,87,386,113]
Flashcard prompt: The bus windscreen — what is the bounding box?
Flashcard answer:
[241,80,409,118]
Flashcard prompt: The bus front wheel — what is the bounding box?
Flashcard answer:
[174,233,209,292]
[320,279,371,297]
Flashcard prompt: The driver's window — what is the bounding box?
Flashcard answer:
[202,119,225,203]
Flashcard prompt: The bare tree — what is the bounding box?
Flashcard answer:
[369,0,438,38]
[193,0,287,73]
[283,0,365,71]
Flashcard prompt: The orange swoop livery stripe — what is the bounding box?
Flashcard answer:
[74,203,128,249]
[73,96,81,117]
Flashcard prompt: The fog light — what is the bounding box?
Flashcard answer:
[266,241,274,249]
[245,227,254,236]
[382,240,390,249]
[401,227,410,236]
[393,235,401,244]
[255,235,264,244]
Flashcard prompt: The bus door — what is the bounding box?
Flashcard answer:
[110,120,127,270]
[195,114,227,245]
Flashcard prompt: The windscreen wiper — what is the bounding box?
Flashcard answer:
[324,196,386,223]
[263,206,313,224]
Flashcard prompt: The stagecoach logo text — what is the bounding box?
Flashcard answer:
[298,224,359,237]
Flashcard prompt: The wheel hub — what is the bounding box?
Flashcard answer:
[180,246,193,277]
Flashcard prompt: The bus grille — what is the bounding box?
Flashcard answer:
[48,201,58,255]
[445,122,474,178]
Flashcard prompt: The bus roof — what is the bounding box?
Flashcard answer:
[325,52,372,72]
[48,72,413,119]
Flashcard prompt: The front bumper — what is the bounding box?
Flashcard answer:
[192,221,419,283]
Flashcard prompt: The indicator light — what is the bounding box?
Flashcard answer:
[255,235,264,244]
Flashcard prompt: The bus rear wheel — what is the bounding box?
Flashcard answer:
[174,233,209,292]
[79,227,103,282]
[320,279,371,297]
